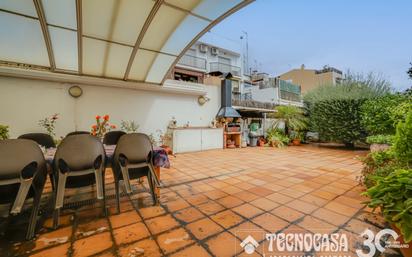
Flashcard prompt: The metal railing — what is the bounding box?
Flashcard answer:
[177,54,207,70]
[209,62,241,77]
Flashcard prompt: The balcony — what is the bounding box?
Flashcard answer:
[177,54,207,70]
[209,62,241,77]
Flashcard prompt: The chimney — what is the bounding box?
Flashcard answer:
[215,73,241,118]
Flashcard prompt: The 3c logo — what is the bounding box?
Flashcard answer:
[356,229,399,257]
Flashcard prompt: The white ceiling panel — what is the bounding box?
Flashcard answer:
[111,0,154,45]
[103,44,133,78]
[82,37,107,76]
[161,15,209,55]
[165,0,202,11]
[192,0,241,20]
[128,49,157,81]
[0,0,38,17]
[0,0,251,85]
[140,5,186,51]
[82,0,116,41]
[145,54,176,83]
[49,26,78,71]
[0,12,49,66]
[42,0,77,29]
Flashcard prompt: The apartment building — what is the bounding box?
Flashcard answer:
[171,41,303,112]
[279,65,343,93]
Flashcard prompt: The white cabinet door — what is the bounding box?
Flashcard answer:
[173,129,202,153]
[201,128,223,150]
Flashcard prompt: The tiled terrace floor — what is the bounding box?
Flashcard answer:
[0,145,397,257]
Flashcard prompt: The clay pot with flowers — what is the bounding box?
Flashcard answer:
[91,114,116,139]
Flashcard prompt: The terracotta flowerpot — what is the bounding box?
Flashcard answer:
[292,139,301,146]
[391,224,412,257]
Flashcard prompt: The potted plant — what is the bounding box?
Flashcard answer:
[363,169,412,256]
[366,134,394,152]
[0,125,9,140]
[271,105,308,137]
[38,113,59,137]
[120,120,139,133]
[266,127,290,148]
[91,114,116,138]
[290,131,304,146]
[249,123,259,147]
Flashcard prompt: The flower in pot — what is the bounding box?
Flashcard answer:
[363,169,412,252]
[91,114,116,138]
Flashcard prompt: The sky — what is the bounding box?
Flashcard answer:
[205,0,412,91]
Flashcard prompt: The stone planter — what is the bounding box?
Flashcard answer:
[370,143,390,152]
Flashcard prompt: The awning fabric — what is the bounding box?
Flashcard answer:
[0,0,252,85]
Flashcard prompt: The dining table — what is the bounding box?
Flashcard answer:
[43,145,170,196]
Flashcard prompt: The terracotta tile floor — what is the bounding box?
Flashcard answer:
[0,145,398,257]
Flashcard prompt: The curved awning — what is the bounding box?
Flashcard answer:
[0,0,252,86]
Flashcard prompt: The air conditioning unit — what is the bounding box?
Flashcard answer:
[199,44,207,53]
[211,47,219,56]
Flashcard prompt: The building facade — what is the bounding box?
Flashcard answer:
[171,41,303,111]
[279,65,343,93]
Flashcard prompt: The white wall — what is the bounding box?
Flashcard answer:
[250,87,278,103]
[0,76,220,139]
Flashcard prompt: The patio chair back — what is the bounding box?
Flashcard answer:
[66,131,90,137]
[112,133,158,212]
[18,133,56,148]
[54,134,105,173]
[103,131,126,145]
[52,134,106,227]
[113,133,153,165]
[0,139,47,239]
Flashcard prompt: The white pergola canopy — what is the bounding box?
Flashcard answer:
[0,0,252,85]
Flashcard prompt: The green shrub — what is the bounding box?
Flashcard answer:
[361,94,405,135]
[304,72,391,147]
[366,134,394,145]
[393,111,412,165]
[364,169,412,243]
[308,98,366,147]
[360,149,397,187]
[266,127,290,148]
[0,125,9,140]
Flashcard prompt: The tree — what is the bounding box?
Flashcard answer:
[408,63,412,80]
[271,105,308,136]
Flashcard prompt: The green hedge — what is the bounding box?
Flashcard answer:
[309,99,366,146]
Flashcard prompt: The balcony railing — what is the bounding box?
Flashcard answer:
[209,62,241,77]
[177,54,207,70]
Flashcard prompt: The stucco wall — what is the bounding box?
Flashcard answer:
[0,76,220,139]
[279,69,341,93]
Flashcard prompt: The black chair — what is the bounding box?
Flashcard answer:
[112,133,160,213]
[51,134,106,228]
[0,139,47,239]
[103,131,126,145]
[18,133,55,148]
[66,131,90,137]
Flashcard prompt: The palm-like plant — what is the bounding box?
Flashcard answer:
[272,105,308,135]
